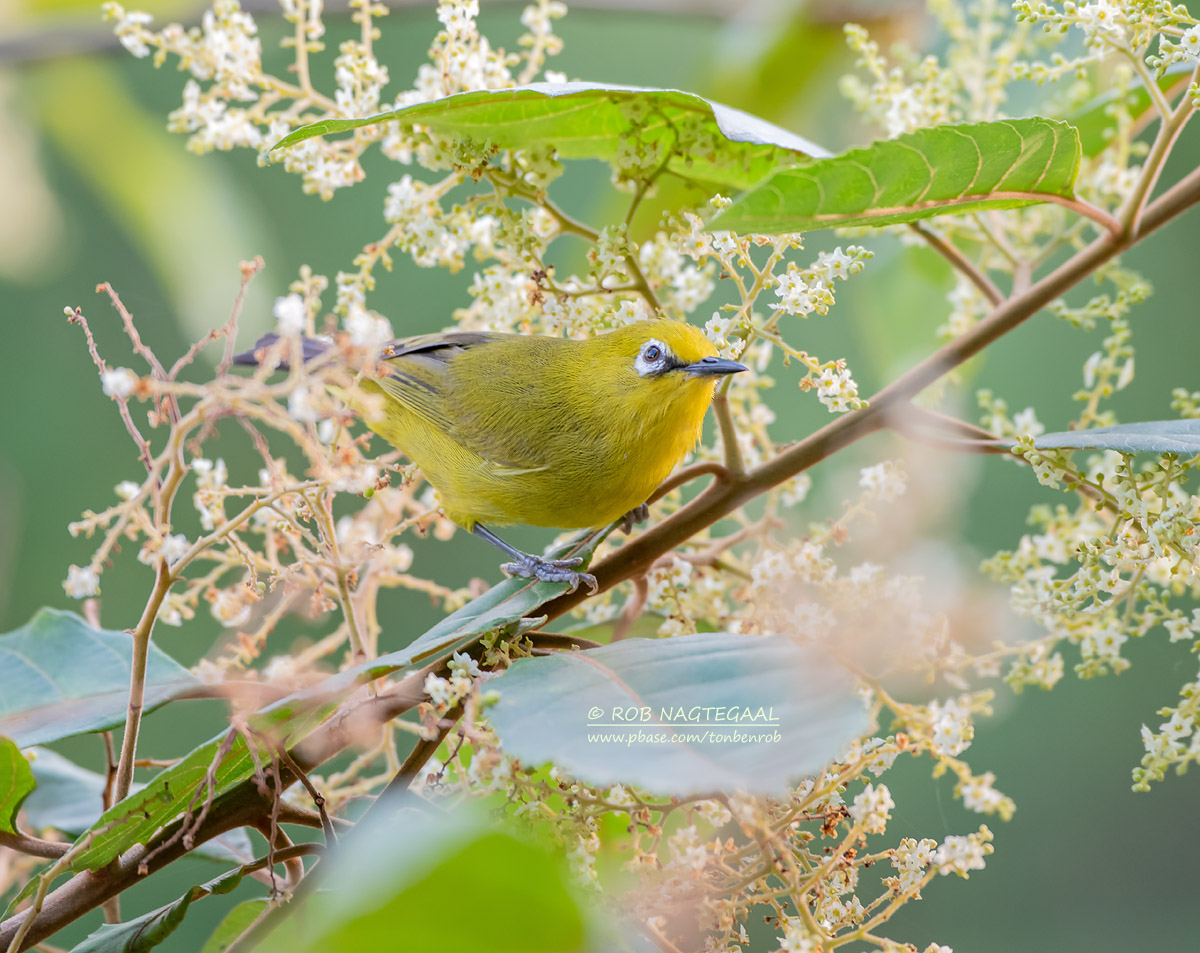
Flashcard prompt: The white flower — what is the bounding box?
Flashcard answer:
[273,293,306,334]
[211,588,252,628]
[161,534,190,565]
[816,247,854,281]
[859,461,907,501]
[752,548,795,587]
[885,88,924,137]
[960,772,1006,814]
[667,825,709,870]
[115,480,141,501]
[1084,627,1127,660]
[850,782,894,834]
[1012,407,1044,436]
[449,650,482,678]
[927,698,973,756]
[436,0,478,34]
[933,834,987,876]
[424,673,454,708]
[1075,0,1126,48]
[815,366,859,413]
[104,4,154,58]
[64,565,100,599]
[345,308,393,350]
[1182,26,1200,61]
[772,271,816,316]
[101,367,138,399]
[288,384,321,423]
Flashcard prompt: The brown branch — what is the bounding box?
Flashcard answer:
[884,403,1012,454]
[908,222,1004,307]
[0,670,430,951]
[113,561,175,804]
[712,394,745,475]
[611,574,648,642]
[0,833,68,860]
[647,461,730,504]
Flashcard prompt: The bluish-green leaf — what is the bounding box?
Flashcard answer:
[711,117,1081,233]
[1033,419,1200,454]
[0,609,199,747]
[68,867,246,953]
[0,737,35,835]
[271,82,828,190]
[487,631,868,795]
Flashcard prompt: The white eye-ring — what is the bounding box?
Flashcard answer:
[635,339,670,377]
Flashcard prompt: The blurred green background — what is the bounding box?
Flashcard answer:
[1,0,1198,949]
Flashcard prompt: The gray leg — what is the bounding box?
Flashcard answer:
[472,524,598,594]
[619,502,650,535]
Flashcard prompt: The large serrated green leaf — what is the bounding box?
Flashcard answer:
[67,538,593,872]
[0,609,199,747]
[1033,419,1200,454]
[271,81,828,190]
[710,117,1082,233]
[68,867,247,953]
[0,737,35,835]
[487,632,868,795]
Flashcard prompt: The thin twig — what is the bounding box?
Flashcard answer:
[0,833,68,861]
[66,308,154,475]
[611,574,648,641]
[712,394,745,475]
[113,561,174,804]
[909,222,1003,306]
[5,834,93,953]
[219,258,264,376]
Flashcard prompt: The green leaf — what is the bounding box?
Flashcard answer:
[1071,62,1193,158]
[0,609,199,748]
[0,737,35,834]
[487,631,869,795]
[261,805,603,953]
[23,748,252,865]
[711,117,1082,233]
[199,899,268,953]
[68,541,593,872]
[271,81,828,190]
[68,867,246,953]
[1033,420,1200,454]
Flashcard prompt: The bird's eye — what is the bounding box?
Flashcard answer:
[644,344,662,363]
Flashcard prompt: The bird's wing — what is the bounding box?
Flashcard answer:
[372,331,508,430]
[374,331,549,474]
[379,331,507,361]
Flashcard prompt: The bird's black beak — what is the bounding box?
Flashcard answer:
[683,356,749,377]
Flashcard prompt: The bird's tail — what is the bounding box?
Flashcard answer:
[232,333,332,370]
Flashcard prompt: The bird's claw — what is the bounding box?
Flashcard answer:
[501,554,598,594]
[619,503,650,535]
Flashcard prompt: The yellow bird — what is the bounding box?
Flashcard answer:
[236,318,746,591]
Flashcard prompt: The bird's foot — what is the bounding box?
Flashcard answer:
[501,553,598,594]
[619,503,650,535]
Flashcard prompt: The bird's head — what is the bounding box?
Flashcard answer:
[603,319,748,390]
